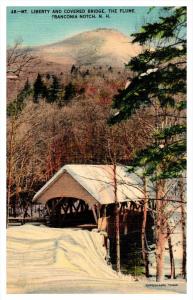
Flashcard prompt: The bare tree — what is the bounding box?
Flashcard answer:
[7,40,37,79]
[179,177,186,279]
[141,176,149,277]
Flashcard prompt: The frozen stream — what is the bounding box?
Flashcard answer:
[7,224,186,294]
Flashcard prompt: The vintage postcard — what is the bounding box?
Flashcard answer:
[5,4,190,295]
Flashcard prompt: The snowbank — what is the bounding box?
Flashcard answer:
[7,225,186,294]
[7,225,123,293]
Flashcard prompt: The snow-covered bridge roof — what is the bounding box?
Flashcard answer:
[33,164,144,206]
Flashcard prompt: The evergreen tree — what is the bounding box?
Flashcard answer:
[7,79,32,117]
[33,73,47,103]
[109,7,186,281]
[70,64,77,75]
[47,75,60,103]
[110,7,186,179]
[63,82,76,103]
[46,73,51,80]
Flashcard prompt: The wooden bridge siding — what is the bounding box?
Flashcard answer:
[36,172,97,206]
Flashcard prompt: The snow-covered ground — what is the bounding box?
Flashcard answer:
[7,225,186,294]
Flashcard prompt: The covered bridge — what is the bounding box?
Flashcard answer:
[33,164,145,233]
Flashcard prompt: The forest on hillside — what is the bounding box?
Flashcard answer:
[7,58,153,200]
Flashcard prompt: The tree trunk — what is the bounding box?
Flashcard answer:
[156,226,166,282]
[179,178,186,279]
[115,203,120,273]
[7,119,16,227]
[155,180,167,282]
[113,163,120,273]
[167,224,175,279]
[141,177,149,277]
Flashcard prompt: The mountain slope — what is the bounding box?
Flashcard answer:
[34,28,141,67]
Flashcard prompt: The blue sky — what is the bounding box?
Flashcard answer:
[7,6,162,47]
